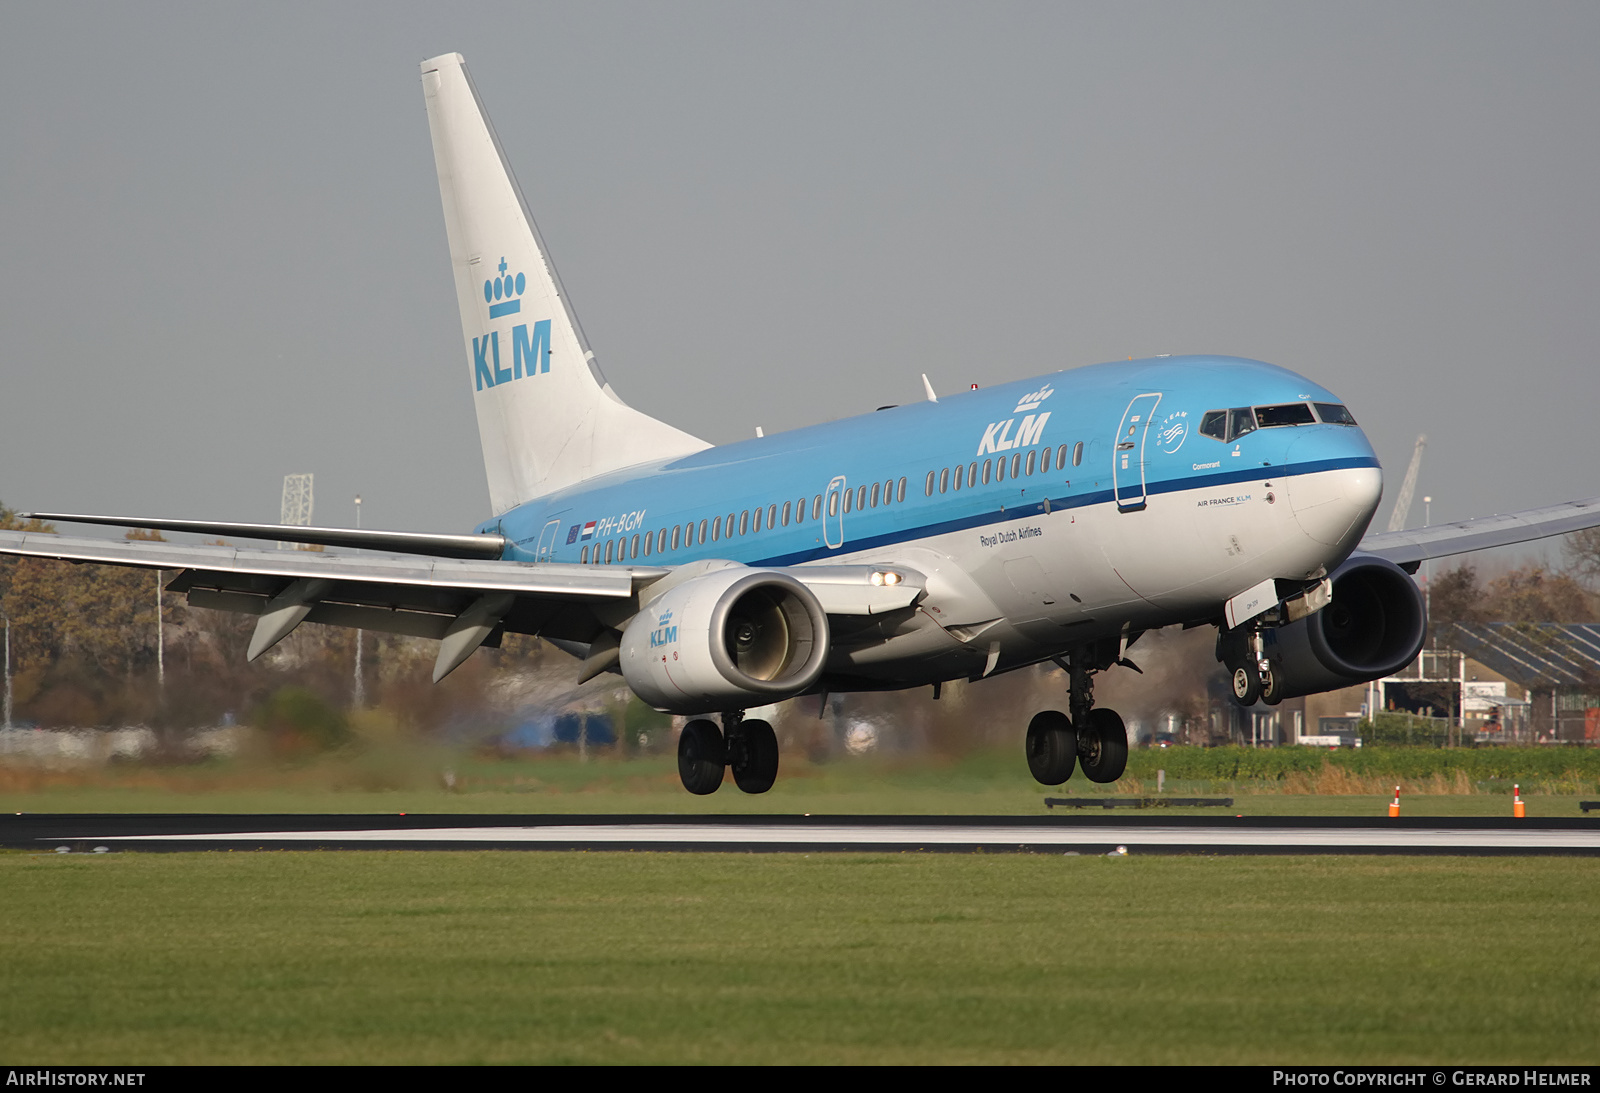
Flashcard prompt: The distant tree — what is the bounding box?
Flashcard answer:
[1563,527,1600,590]
[1428,563,1484,635]
[1481,566,1595,624]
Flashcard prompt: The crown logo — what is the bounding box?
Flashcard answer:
[1014,383,1054,414]
[484,257,525,318]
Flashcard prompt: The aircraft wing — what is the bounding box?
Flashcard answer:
[1358,495,1600,570]
[0,528,924,680]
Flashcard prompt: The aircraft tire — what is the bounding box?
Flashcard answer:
[1260,665,1284,706]
[1026,710,1077,785]
[732,719,780,794]
[678,719,726,795]
[1231,665,1261,707]
[1078,707,1129,784]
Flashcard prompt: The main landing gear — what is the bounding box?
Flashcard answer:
[1026,645,1129,787]
[677,710,779,795]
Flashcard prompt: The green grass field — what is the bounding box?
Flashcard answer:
[2,851,1596,1064]
[3,745,1596,816]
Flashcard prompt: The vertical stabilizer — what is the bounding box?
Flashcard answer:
[421,53,709,514]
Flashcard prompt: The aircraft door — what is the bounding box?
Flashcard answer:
[1113,392,1162,512]
[824,476,846,549]
[535,518,562,561]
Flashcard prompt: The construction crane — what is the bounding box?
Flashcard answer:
[278,473,314,550]
[1386,434,1427,532]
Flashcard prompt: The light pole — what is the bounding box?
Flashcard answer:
[3,607,11,731]
[353,495,365,708]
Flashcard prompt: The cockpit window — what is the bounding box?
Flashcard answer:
[1314,402,1357,425]
[1255,403,1316,428]
[1228,407,1258,441]
[1200,410,1228,441]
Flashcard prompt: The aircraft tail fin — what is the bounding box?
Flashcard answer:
[421,53,709,514]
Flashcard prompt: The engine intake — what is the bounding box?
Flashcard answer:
[620,567,830,714]
[1250,554,1428,701]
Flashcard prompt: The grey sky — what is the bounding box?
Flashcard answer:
[2,2,1596,560]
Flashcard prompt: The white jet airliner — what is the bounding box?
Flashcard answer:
[5,53,1599,795]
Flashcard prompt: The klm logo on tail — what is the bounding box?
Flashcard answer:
[474,257,550,391]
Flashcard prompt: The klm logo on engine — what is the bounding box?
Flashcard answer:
[650,610,677,649]
[474,256,551,391]
[976,383,1054,456]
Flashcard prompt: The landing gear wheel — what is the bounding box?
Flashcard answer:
[1026,710,1077,785]
[1231,665,1261,707]
[1078,707,1129,784]
[677,719,726,795]
[1260,665,1284,706]
[732,719,779,794]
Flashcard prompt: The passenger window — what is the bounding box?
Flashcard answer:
[940,468,949,493]
[1026,449,1037,476]
[1056,444,1068,471]
[882,479,893,505]
[768,503,777,528]
[1011,453,1022,479]
[812,495,822,520]
[925,470,936,496]
[1072,440,1083,467]
[581,545,589,564]
[870,482,880,508]
[952,465,963,491]
[1228,407,1258,441]
[739,510,749,535]
[605,540,615,564]
[1314,402,1357,425]
[631,533,640,558]
[897,476,906,502]
[727,512,736,537]
[857,485,867,510]
[782,501,792,526]
[698,519,708,545]
[843,489,853,513]
[1200,410,1228,441]
[671,526,681,551]
[1256,403,1316,428]
[981,459,992,485]
[711,518,720,542]
[996,456,1006,482]
[967,462,978,488]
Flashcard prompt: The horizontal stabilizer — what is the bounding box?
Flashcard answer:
[26,513,508,560]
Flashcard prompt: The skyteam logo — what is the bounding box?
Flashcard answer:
[1156,410,1189,455]
[484,257,525,318]
[473,256,551,392]
[977,383,1055,456]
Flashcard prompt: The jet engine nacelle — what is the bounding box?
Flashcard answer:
[619,567,830,714]
[1255,554,1429,702]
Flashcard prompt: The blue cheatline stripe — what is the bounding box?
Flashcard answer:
[489,299,522,318]
[741,456,1379,568]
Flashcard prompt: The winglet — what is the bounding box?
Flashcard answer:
[921,374,938,403]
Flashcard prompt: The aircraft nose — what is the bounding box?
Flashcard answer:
[1285,462,1382,548]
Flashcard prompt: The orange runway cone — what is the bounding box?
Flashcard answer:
[1388,785,1401,818]
[1513,784,1526,819]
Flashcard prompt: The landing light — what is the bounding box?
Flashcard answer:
[870,570,903,587]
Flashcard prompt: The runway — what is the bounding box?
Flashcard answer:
[6,813,1600,855]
